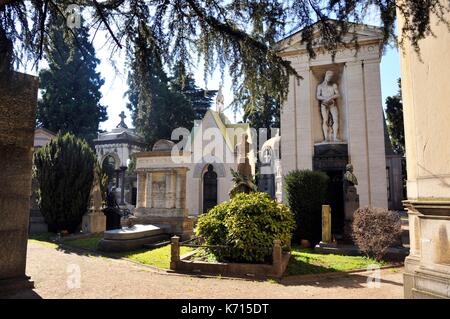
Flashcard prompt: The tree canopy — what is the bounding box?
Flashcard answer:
[37,15,107,143]
[385,79,404,155]
[170,62,217,120]
[126,21,194,148]
[1,1,449,103]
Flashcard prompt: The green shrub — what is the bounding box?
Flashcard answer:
[196,192,295,263]
[33,132,96,233]
[284,169,329,245]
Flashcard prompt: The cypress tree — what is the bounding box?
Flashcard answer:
[126,22,194,148]
[37,15,107,143]
[33,132,96,233]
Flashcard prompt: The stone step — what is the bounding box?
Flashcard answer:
[98,233,170,252]
[143,239,171,249]
[30,216,45,223]
[30,209,44,218]
[29,222,48,234]
[103,224,168,240]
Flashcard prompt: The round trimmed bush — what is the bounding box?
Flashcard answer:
[352,206,402,261]
[33,132,96,233]
[196,192,295,262]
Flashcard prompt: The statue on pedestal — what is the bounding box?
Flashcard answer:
[317,70,340,142]
[343,163,360,240]
[82,169,107,233]
[229,134,257,198]
[344,163,358,187]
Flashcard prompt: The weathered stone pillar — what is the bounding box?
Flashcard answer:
[119,166,126,205]
[0,72,38,294]
[272,239,282,276]
[170,236,180,270]
[321,205,332,244]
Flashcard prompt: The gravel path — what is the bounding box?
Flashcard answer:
[10,241,405,299]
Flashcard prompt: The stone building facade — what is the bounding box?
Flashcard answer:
[398,1,450,299]
[277,22,403,236]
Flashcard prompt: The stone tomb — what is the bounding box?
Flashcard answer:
[134,142,193,240]
[98,224,171,252]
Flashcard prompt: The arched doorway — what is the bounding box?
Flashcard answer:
[203,164,218,213]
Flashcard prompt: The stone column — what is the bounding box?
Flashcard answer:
[295,67,313,170]
[166,169,176,209]
[145,172,153,208]
[345,61,370,207]
[362,59,388,208]
[136,172,146,208]
[119,166,126,205]
[176,169,187,211]
[0,72,38,294]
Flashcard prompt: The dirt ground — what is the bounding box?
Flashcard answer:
[9,241,405,299]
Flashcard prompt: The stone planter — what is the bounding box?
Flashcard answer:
[169,237,291,279]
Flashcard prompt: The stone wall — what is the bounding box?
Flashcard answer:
[398,0,450,299]
[0,72,38,293]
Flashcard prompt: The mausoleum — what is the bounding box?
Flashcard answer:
[278,21,403,237]
[134,108,256,227]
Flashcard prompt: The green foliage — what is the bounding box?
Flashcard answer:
[284,170,329,245]
[36,15,107,143]
[33,132,96,233]
[240,93,280,132]
[385,79,405,155]
[3,1,447,110]
[126,22,194,148]
[196,192,295,263]
[229,168,258,198]
[170,62,217,120]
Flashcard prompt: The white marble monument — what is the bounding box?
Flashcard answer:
[277,22,391,235]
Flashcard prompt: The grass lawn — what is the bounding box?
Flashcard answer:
[286,245,386,276]
[29,233,193,270]
[29,234,386,275]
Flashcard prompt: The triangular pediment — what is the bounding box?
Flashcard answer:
[277,20,383,54]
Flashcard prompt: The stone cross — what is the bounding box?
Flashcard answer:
[117,111,128,129]
[263,148,272,164]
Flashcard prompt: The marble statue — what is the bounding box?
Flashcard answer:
[344,163,358,186]
[90,169,103,212]
[316,70,340,142]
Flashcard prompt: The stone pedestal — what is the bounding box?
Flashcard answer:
[403,201,450,299]
[82,212,106,234]
[0,72,38,295]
